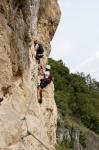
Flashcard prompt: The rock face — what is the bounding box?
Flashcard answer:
[57,116,99,150]
[0,0,61,150]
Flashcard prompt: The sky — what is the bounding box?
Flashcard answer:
[50,0,99,81]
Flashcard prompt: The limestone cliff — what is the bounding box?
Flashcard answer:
[57,114,99,150]
[0,0,61,150]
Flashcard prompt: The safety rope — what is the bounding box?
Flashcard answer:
[20,92,50,150]
[21,130,50,150]
[27,131,50,150]
[19,67,51,150]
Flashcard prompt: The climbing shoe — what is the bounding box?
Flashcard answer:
[0,97,3,103]
[38,98,42,104]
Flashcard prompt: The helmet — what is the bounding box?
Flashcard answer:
[46,65,51,70]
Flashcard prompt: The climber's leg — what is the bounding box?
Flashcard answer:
[37,86,42,104]
[37,79,46,104]
[35,54,40,64]
[38,58,40,64]
[36,58,40,64]
[39,87,42,104]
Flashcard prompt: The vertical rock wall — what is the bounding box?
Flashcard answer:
[0,0,61,150]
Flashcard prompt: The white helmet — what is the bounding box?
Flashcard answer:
[46,65,51,70]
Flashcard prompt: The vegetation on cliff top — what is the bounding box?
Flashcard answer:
[49,58,99,135]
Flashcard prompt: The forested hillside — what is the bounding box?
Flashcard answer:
[49,58,99,135]
[49,58,99,149]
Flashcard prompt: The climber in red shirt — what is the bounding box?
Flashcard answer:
[37,65,52,104]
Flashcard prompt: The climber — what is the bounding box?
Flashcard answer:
[34,39,44,64]
[0,97,3,105]
[37,65,52,104]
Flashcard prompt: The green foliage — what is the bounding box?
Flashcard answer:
[79,131,87,148]
[56,144,66,150]
[49,58,70,91]
[56,141,72,150]
[55,91,70,114]
[49,58,99,134]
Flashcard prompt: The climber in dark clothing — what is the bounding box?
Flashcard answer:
[34,39,44,64]
[37,65,52,104]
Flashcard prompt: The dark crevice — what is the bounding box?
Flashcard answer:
[13,0,24,11]
[14,67,23,77]
[1,86,11,97]
[0,5,5,14]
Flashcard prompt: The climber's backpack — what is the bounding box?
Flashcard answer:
[46,72,52,84]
